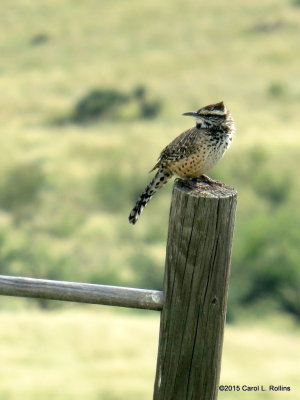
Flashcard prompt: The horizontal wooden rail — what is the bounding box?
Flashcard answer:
[0,275,163,311]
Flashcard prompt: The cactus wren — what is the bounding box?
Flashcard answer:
[129,101,235,225]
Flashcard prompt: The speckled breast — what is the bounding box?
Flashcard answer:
[169,138,231,179]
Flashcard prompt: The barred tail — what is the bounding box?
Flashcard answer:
[128,167,173,225]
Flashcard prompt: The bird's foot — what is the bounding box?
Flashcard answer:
[199,175,224,186]
[186,175,224,189]
[186,177,208,189]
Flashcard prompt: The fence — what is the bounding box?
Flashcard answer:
[0,178,237,400]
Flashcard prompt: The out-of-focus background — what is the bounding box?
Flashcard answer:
[0,0,299,399]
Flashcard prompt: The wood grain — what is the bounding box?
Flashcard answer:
[153,179,237,400]
[0,275,163,311]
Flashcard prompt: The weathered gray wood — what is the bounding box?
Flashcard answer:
[0,275,163,311]
[153,179,237,400]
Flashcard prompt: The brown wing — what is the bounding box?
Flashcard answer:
[150,127,202,172]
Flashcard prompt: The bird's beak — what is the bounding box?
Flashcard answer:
[182,111,198,117]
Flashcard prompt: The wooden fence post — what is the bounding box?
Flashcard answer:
[153,179,237,400]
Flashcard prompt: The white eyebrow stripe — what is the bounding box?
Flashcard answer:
[199,110,227,115]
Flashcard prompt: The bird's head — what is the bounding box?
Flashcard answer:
[183,101,231,129]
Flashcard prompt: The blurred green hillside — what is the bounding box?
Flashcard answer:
[0,0,300,320]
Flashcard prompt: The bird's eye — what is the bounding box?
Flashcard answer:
[196,122,202,129]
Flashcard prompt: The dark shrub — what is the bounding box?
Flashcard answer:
[72,89,129,123]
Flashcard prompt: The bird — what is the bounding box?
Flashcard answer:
[128,101,235,225]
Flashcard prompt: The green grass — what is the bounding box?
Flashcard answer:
[1,1,300,397]
[0,0,300,317]
[0,309,299,400]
